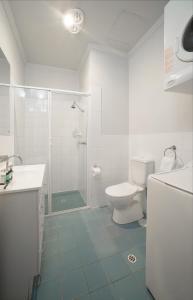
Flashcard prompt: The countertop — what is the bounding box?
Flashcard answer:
[150,165,193,194]
[0,164,46,194]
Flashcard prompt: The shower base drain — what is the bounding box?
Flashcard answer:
[128,254,137,264]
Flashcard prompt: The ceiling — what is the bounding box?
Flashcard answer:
[9,0,168,70]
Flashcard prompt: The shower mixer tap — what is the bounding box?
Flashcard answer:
[78,142,87,145]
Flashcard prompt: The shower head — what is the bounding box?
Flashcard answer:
[71,101,76,109]
[71,101,84,112]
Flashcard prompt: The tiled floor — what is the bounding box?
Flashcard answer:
[37,207,154,300]
[45,191,85,214]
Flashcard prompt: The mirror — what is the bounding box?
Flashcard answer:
[0,48,11,136]
[0,48,10,84]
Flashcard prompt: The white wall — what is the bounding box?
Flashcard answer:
[128,19,193,173]
[0,2,25,156]
[25,63,79,90]
[0,2,24,84]
[90,49,129,135]
[80,48,129,207]
[0,57,10,83]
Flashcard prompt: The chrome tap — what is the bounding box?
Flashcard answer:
[0,155,23,171]
[0,155,8,163]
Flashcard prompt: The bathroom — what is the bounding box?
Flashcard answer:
[0,0,192,299]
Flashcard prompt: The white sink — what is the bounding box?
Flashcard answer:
[0,164,46,194]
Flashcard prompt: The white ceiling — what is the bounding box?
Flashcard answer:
[9,0,168,70]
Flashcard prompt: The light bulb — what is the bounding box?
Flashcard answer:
[63,13,74,29]
[19,88,26,98]
[63,9,84,34]
[38,91,46,100]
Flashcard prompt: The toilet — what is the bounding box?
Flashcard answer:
[105,157,154,224]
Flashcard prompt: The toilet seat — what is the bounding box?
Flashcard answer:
[105,182,143,198]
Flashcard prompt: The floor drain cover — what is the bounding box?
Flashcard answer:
[128,254,137,264]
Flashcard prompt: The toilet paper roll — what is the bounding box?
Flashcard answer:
[92,166,101,177]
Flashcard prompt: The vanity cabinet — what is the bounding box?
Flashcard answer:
[0,164,46,300]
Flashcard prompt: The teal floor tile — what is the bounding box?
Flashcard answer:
[133,268,146,285]
[101,253,131,283]
[105,221,140,239]
[42,239,59,259]
[114,234,134,252]
[52,190,85,212]
[94,238,119,259]
[112,275,147,300]
[58,231,77,253]
[38,207,149,300]
[44,215,61,229]
[73,293,91,300]
[37,279,61,300]
[121,245,146,273]
[76,233,95,249]
[133,269,154,300]
[41,255,62,282]
[60,248,82,272]
[127,227,146,246]
[61,269,88,299]
[43,226,58,242]
[90,285,115,300]
[83,262,109,292]
[79,244,98,265]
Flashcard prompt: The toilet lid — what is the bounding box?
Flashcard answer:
[105,182,139,197]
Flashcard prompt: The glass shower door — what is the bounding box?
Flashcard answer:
[14,87,50,213]
[50,92,87,213]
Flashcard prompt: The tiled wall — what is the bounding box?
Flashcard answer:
[80,48,129,208]
[87,87,129,207]
[14,91,49,166]
[51,93,81,194]
[78,96,88,203]
[129,132,193,173]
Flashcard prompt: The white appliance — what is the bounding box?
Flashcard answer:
[164,0,193,90]
[146,165,193,300]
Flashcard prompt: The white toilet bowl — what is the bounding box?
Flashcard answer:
[105,182,144,224]
[105,157,155,225]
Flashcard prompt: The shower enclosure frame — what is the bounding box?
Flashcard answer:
[0,82,90,215]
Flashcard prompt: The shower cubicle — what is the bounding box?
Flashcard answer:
[0,84,89,215]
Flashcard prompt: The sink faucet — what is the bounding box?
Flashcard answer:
[0,155,23,171]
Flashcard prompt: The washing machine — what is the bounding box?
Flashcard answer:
[146,165,193,300]
[164,0,193,89]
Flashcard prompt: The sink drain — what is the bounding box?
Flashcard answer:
[128,254,137,264]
